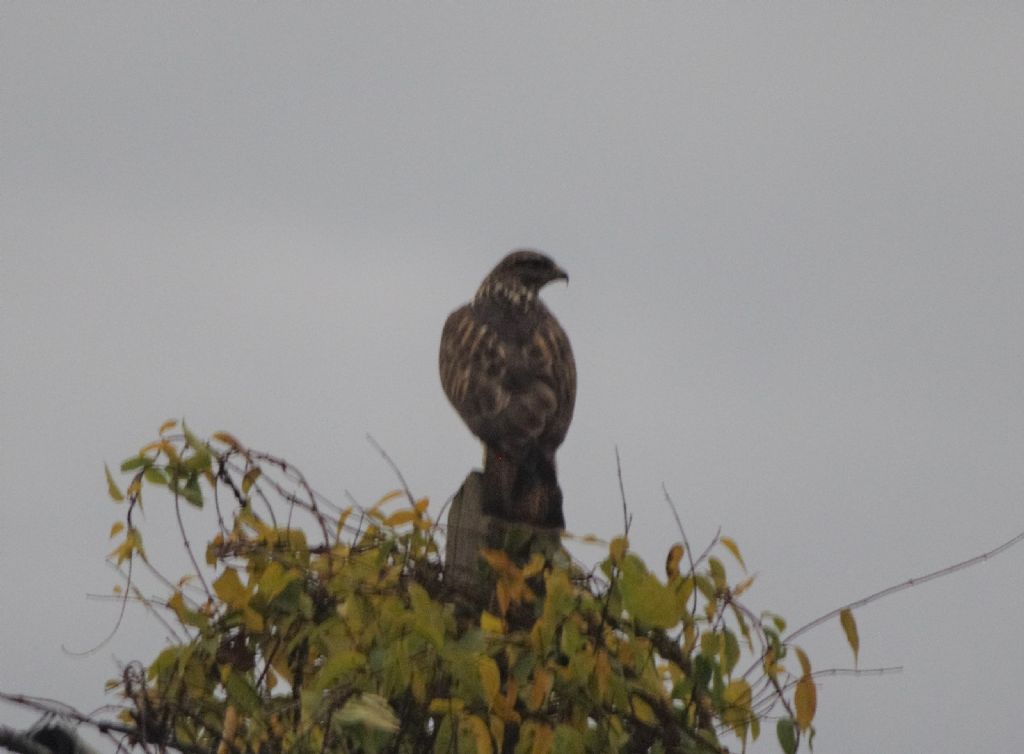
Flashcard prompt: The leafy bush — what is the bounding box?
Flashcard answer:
[101,422,833,754]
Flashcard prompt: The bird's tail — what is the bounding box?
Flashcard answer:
[483,448,564,529]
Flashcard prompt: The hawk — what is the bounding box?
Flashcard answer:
[440,250,576,528]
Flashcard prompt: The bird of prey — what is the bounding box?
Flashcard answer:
[439,250,576,528]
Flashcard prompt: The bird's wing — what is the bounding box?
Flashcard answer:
[440,305,571,456]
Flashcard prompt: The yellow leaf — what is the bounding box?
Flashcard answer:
[794,646,812,678]
[683,623,697,654]
[722,679,753,736]
[629,696,656,725]
[108,528,142,564]
[213,569,249,609]
[138,441,163,455]
[371,489,403,510]
[217,705,238,754]
[794,676,817,730]
[522,553,546,579]
[383,509,417,527]
[104,464,124,502]
[334,507,353,538]
[159,419,178,434]
[488,714,505,749]
[732,574,757,597]
[243,606,264,632]
[478,656,501,707]
[609,536,628,564]
[720,536,746,571]
[428,698,465,714]
[480,611,506,634]
[527,668,553,711]
[530,723,554,754]
[665,543,684,578]
[159,440,180,463]
[415,497,430,513]
[463,714,493,754]
[762,648,782,677]
[212,432,243,450]
[241,467,261,495]
[840,608,859,667]
[480,548,514,573]
[109,521,125,538]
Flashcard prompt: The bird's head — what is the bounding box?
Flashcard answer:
[477,250,568,308]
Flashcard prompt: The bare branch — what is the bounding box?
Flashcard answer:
[785,527,1024,645]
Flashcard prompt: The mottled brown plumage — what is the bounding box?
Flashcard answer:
[440,250,576,528]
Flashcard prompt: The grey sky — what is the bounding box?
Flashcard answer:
[2,3,1022,752]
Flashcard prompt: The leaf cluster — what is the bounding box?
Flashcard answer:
[102,423,833,754]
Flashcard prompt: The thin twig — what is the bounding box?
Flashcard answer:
[662,485,699,616]
[173,488,212,600]
[615,446,631,536]
[366,434,417,508]
[62,554,135,657]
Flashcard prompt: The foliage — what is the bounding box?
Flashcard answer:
[100,421,847,754]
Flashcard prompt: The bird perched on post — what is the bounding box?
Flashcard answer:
[439,250,576,528]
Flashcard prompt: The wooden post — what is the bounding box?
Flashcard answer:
[444,470,564,614]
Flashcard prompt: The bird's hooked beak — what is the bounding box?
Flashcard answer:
[552,265,569,285]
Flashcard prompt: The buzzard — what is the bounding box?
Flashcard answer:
[440,250,576,528]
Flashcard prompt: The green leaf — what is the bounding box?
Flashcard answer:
[721,629,740,676]
[143,466,168,485]
[553,724,585,754]
[147,646,181,680]
[104,464,124,501]
[257,562,299,603]
[693,654,713,691]
[177,473,203,507]
[777,718,797,754]
[408,583,445,649]
[708,556,727,591]
[840,608,859,667]
[120,455,151,472]
[224,671,261,715]
[620,554,682,629]
[336,693,399,733]
[313,650,367,693]
[182,421,204,452]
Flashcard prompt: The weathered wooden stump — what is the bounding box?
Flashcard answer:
[444,470,564,614]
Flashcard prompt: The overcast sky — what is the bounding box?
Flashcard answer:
[2,4,1022,753]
